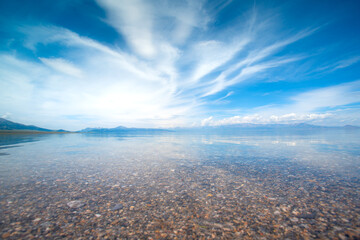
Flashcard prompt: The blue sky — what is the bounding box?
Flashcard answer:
[0,0,360,130]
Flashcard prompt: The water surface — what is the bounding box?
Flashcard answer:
[0,130,359,239]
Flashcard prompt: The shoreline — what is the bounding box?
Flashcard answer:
[0,130,75,134]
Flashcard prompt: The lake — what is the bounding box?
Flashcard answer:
[0,130,359,239]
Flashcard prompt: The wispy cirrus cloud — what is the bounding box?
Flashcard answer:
[39,58,83,78]
[290,80,360,112]
[199,28,318,97]
[331,56,360,71]
[96,0,209,58]
[315,56,360,73]
[96,0,156,58]
[189,39,250,85]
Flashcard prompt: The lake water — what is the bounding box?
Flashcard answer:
[0,130,359,239]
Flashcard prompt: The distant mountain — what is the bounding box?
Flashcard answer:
[1,118,359,134]
[343,125,360,130]
[0,118,65,132]
[78,126,170,133]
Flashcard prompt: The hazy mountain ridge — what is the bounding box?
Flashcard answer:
[78,126,170,133]
[1,118,359,133]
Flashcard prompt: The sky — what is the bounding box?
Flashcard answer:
[0,0,360,130]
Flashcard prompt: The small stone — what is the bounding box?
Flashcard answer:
[216,193,225,198]
[2,232,10,238]
[130,206,135,210]
[67,200,85,208]
[338,234,347,240]
[33,218,41,222]
[111,204,123,211]
[274,210,281,215]
[298,213,316,219]
[95,214,101,217]
[292,210,299,215]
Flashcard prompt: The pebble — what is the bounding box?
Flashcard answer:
[2,233,10,239]
[66,200,85,208]
[111,204,123,211]
[274,210,281,215]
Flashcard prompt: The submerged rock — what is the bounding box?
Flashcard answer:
[111,204,123,211]
[67,200,85,208]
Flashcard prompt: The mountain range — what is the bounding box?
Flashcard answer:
[0,118,168,133]
[0,118,359,133]
[78,126,169,133]
[0,118,63,132]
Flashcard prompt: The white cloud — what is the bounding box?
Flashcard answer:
[198,28,318,97]
[290,80,360,112]
[333,56,360,70]
[214,91,234,103]
[161,0,209,44]
[190,39,250,84]
[201,116,213,126]
[202,113,332,126]
[314,56,360,74]
[96,0,155,58]
[96,0,209,58]
[39,58,83,78]
[202,56,303,97]
[1,112,11,119]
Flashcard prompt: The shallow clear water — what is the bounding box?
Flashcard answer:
[0,130,359,239]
